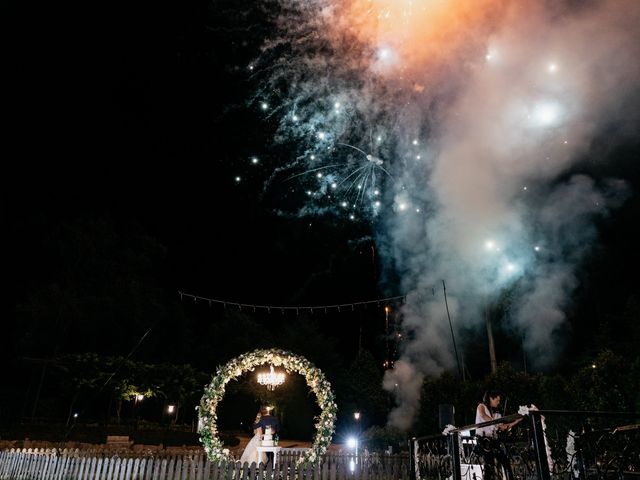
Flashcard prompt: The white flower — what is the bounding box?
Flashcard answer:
[442,424,457,435]
[518,405,531,416]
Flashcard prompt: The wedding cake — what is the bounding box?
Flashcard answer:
[261,426,274,446]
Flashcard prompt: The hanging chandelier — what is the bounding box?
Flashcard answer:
[257,365,286,390]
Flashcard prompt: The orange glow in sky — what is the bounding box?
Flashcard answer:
[343,0,506,74]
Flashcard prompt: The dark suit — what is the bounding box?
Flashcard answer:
[253,415,280,464]
[253,414,280,434]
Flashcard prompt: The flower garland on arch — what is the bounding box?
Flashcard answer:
[198,348,337,464]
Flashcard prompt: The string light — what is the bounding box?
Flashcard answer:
[178,290,406,314]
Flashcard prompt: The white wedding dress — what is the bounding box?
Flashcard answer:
[240,431,267,466]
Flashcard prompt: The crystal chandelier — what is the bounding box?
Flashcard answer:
[257,365,286,390]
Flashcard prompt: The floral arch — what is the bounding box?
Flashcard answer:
[198,348,337,464]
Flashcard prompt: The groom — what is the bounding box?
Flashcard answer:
[253,406,280,464]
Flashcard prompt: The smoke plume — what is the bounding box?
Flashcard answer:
[250,0,640,429]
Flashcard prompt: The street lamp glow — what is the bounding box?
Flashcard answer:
[136,394,144,402]
[346,437,358,449]
[354,412,361,421]
[73,413,78,418]
[168,405,175,414]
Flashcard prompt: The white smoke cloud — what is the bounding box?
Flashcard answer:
[382,0,639,429]
[248,0,640,430]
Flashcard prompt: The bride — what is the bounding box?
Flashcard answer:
[240,411,267,465]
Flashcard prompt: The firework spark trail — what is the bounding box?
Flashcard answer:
[249,0,640,429]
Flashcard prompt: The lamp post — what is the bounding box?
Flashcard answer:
[167,404,176,429]
[353,412,362,471]
[134,394,144,429]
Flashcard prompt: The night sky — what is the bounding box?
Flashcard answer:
[3,0,640,395]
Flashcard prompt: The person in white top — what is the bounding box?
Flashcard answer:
[475,391,520,437]
[474,391,521,480]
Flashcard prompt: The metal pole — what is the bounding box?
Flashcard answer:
[486,307,497,374]
[409,437,417,480]
[529,412,551,480]
[442,281,463,379]
[449,432,462,480]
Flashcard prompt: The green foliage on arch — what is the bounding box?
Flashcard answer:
[198,348,337,464]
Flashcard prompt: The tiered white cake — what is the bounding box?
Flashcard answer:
[261,426,274,446]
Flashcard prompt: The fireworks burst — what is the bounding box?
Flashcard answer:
[221,0,640,429]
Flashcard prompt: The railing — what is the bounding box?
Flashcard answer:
[410,410,640,480]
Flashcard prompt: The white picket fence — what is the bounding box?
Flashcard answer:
[0,449,410,480]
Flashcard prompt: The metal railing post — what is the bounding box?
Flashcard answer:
[409,437,418,480]
[529,412,551,480]
[448,432,462,480]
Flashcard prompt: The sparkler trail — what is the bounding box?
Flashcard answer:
[237,0,640,429]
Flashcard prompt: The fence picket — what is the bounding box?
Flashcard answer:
[42,454,57,480]
[0,451,9,477]
[114,457,124,480]
[14,450,28,479]
[139,457,149,480]
[144,457,155,480]
[11,451,22,479]
[226,461,235,480]
[81,456,91,480]
[28,451,42,480]
[149,457,160,480]
[68,455,80,480]
[211,461,220,480]
[194,457,203,480]
[167,457,175,480]
[182,457,192,480]
[121,458,132,480]
[202,460,213,480]
[330,458,338,480]
[159,458,168,480]
[26,451,39,479]
[52,453,64,480]
[175,457,184,480]
[94,457,105,480]
[57,452,71,480]
[88,457,99,480]
[81,455,92,480]
[0,449,412,480]
[39,453,51,480]
[76,455,85,480]
[130,458,140,480]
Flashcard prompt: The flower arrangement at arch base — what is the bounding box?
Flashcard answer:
[197,348,337,465]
